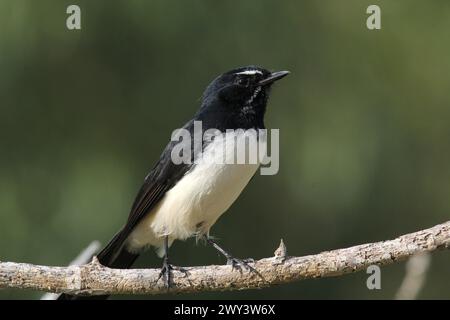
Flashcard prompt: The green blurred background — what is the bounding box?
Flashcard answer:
[1,0,449,299]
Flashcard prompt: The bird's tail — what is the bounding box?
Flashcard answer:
[58,229,138,300]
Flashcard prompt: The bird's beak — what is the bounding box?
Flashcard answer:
[258,70,290,86]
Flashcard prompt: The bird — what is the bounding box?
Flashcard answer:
[58,66,289,300]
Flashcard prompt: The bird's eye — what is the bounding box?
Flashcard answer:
[236,77,249,86]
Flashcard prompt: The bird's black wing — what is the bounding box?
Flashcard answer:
[125,140,193,233]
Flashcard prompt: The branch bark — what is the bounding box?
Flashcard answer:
[40,241,101,300]
[1,221,449,296]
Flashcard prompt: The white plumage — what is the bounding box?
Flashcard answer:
[126,130,262,256]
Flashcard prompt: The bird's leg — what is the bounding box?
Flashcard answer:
[157,236,172,289]
[204,236,256,273]
[157,236,188,289]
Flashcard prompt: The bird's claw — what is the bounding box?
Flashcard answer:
[157,260,172,289]
[227,257,256,273]
[157,260,189,289]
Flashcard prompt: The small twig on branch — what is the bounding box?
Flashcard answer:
[0,221,449,297]
[66,241,102,267]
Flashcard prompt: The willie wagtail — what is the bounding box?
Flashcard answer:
[59,66,289,299]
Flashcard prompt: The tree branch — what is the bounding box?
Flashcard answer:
[0,221,449,296]
[40,241,101,300]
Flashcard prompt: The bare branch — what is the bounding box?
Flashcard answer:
[0,221,449,297]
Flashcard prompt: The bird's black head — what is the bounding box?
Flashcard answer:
[197,66,289,130]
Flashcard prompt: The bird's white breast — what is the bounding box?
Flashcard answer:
[126,130,261,255]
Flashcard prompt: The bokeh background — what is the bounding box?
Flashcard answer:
[1,0,449,299]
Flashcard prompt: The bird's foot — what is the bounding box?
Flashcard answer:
[157,259,188,289]
[157,258,172,289]
[226,256,256,273]
[204,236,263,279]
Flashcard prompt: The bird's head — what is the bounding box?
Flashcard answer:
[198,66,289,128]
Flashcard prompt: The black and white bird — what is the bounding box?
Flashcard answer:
[59,66,289,300]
